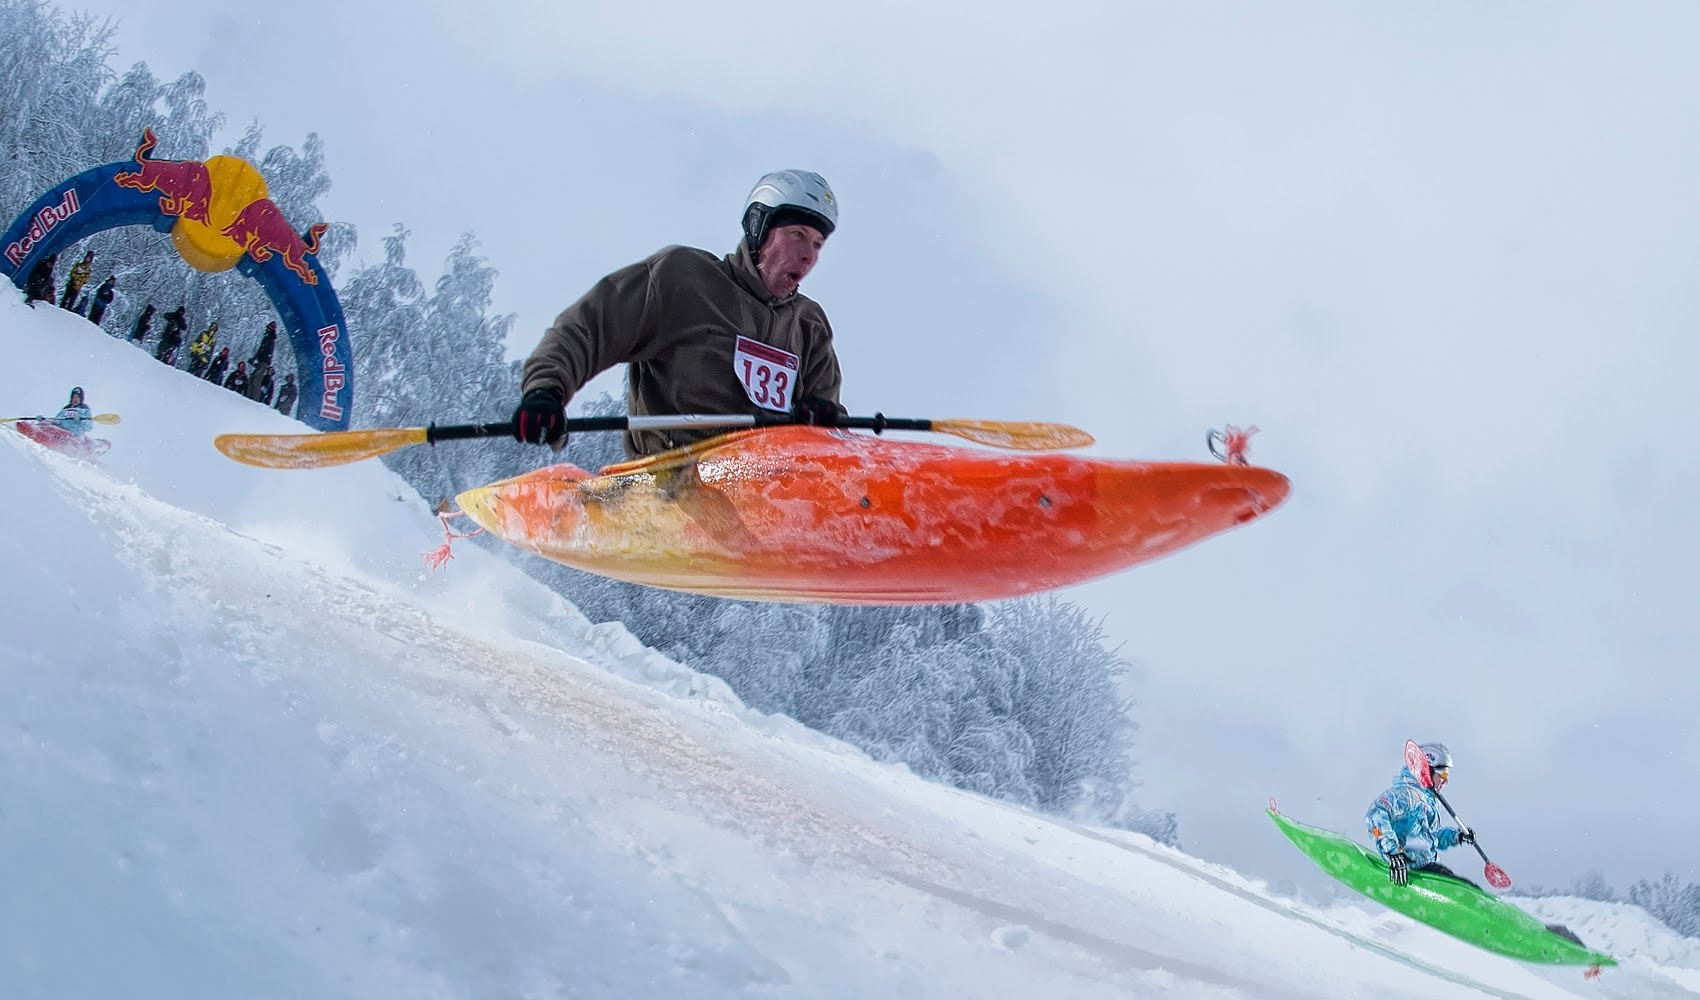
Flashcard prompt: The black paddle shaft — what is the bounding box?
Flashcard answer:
[1433,788,1497,868]
[420,413,932,446]
[423,417,630,444]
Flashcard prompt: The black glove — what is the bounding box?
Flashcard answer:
[792,394,846,427]
[1457,828,1476,847]
[1388,851,1410,886]
[512,387,567,450]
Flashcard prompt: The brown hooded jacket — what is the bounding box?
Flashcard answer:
[521,241,842,458]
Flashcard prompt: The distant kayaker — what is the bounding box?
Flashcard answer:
[513,170,847,459]
[1366,742,1477,887]
[51,386,93,436]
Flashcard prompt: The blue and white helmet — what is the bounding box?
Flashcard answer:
[742,170,838,255]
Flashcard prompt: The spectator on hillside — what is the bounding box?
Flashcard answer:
[274,373,298,416]
[205,346,231,385]
[127,303,155,343]
[247,357,272,399]
[253,364,275,405]
[58,249,93,311]
[155,305,187,366]
[187,322,218,377]
[86,275,117,325]
[25,253,57,304]
[252,320,278,368]
[223,360,249,396]
[187,327,216,378]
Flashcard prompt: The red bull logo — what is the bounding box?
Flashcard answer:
[113,127,212,224]
[3,188,79,268]
[3,123,353,430]
[108,127,328,286]
[318,323,346,420]
[223,199,329,285]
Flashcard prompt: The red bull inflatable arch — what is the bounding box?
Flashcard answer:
[1,127,353,431]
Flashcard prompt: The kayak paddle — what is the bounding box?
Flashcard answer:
[2,412,121,425]
[1434,788,1513,890]
[214,412,1096,470]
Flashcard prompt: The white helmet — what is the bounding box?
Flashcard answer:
[1417,742,1454,772]
[742,169,838,255]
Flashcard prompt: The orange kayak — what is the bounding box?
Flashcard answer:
[455,426,1290,605]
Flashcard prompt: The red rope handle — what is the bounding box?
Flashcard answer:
[1220,424,1258,465]
[423,510,484,570]
[1208,424,1261,465]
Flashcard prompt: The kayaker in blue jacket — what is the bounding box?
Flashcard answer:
[51,386,93,436]
[1366,742,1477,886]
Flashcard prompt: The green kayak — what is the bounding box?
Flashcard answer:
[1268,808,1615,968]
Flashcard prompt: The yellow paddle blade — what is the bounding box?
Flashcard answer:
[933,418,1095,451]
[93,412,121,425]
[214,427,429,469]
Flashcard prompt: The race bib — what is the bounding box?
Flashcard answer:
[733,335,798,413]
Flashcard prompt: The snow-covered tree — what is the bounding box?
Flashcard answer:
[338,226,526,506]
[0,6,342,382]
[0,0,117,213]
[1630,874,1700,939]
[343,224,427,426]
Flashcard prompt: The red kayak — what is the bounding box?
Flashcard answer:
[12,420,111,460]
[455,425,1290,605]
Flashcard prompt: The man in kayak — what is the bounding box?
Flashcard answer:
[512,169,846,459]
[1366,742,1478,886]
[51,386,93,436]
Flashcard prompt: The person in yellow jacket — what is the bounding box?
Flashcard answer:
[513,170,844,459]
[186,321,218,378]
[58,249,94,311]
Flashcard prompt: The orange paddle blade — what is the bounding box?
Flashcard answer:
[214,427,429,469]
[932,418,1094,451]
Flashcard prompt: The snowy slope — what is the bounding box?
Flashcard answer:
[1,292,1693,998]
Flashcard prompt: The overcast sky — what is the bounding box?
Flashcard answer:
[74,0,1700,893]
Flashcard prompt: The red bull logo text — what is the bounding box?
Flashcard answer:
[113,127,212,224]
[224,199,329,285]
[3,189,80,268]
[318,324,346,420]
